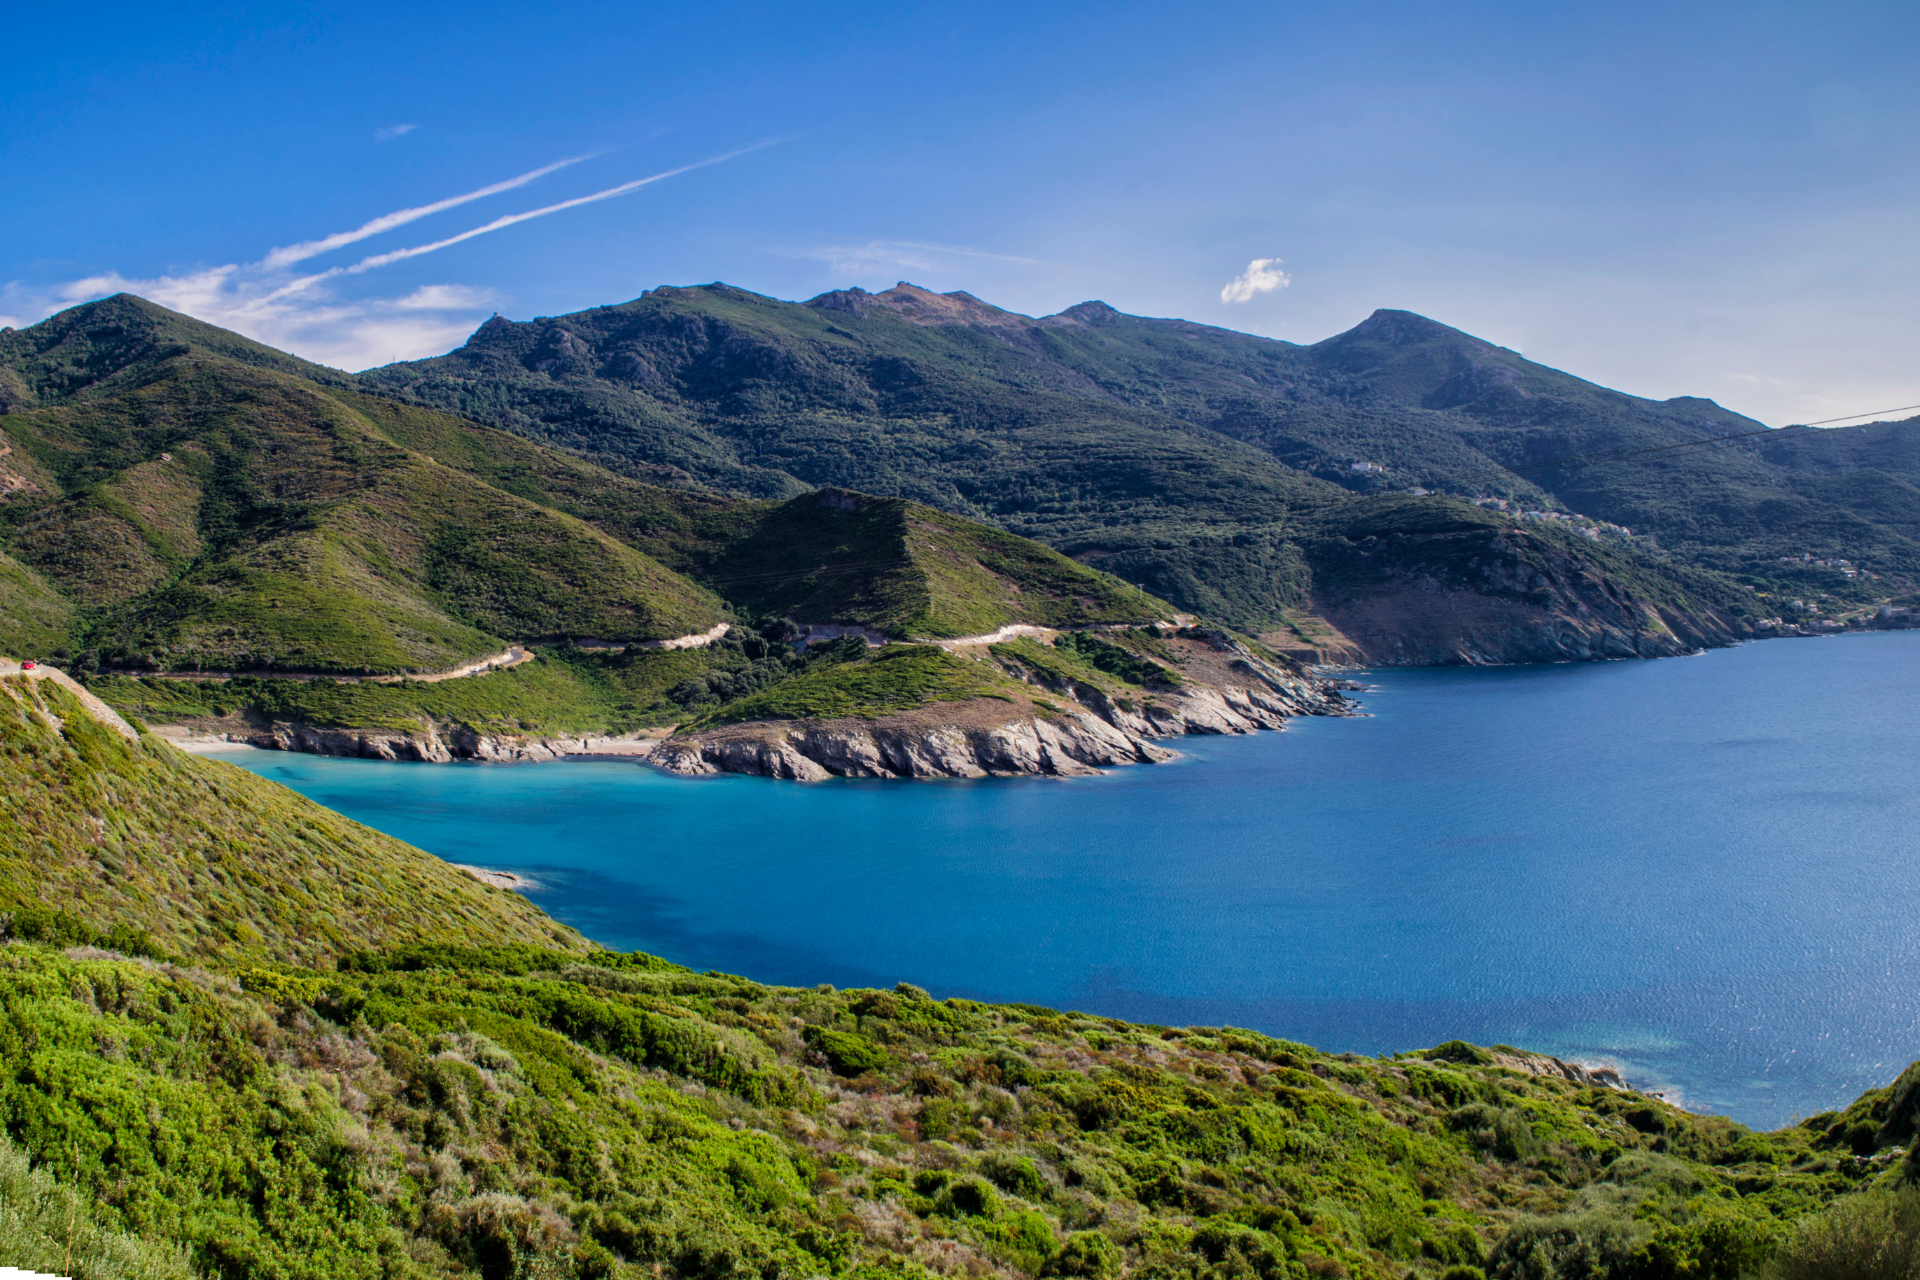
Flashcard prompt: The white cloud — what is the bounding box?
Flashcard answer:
[4,141,776,370]
[1220,257,1292,304]
[391,284,495,310]
[263,141,783,306]
[263,154,590,268]
[375,123,419,142]
[4,265,480,370]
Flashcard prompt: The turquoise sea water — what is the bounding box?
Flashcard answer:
[217,630,1920,1128]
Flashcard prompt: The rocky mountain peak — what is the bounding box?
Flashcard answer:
[806,282,1033,330]
[1342,309,1471,348]
[1042,301,1123,328]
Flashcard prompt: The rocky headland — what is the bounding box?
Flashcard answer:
[157,625,1354,781]
[1265,518,1756,666]
[652,628,1348,780]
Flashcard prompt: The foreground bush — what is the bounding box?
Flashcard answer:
[0,939,1899,1280]
[0,1135,197,1280]
[1767,1189,1920,1280]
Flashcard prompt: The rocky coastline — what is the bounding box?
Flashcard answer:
[153,720,668,764]
[152,628,1357,781]
[648,661,1348,782]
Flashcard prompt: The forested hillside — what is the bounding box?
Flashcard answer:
[0,296,1756,707]
[362,282,1918,627]
[0,298,1169,677]
[0,298,729,672]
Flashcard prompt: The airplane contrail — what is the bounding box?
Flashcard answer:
[261,154,593,268]
[268,141,781,299]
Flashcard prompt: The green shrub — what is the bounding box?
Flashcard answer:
[981,1153,1048,1199]
[1052,631,1172,686]
[1766,1189,1920,1280]
[1489,1208,1647,1280]
[1449,1103,1541,1160]
[1423,1040,1496,1066]
[0,906,165,960]
[919,1098,961,1141]
[996,1209,1060,1272]
[1045,1231,1123,1279]
[0,1134,198,1280]
[935,1177,1000,1220]
[803,1025,892,1077]
[1638,1209,1776,1280]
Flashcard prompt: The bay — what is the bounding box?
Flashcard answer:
[216,630,1920,1128]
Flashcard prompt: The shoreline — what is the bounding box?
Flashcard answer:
[454,864,539,892]
[126,627,1918,784]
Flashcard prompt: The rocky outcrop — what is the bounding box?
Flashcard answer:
[655,629,1354,781]
[653,708,1175,781]
[157,718,665,763]
[1289,521,1754,667]
[1488,1048,1629,1091]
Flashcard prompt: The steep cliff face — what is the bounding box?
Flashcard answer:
[1293,576,1749,667]
[653,628,1352,781]
[1281,499,1753,666]
[155,716,666,763]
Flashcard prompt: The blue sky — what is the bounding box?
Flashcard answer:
[4,0,1915,425]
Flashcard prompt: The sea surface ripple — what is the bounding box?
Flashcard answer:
[219,630,1920,1128]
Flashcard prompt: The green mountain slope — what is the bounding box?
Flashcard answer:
[0,314,731,674]
[357,284,1350,628]
[1,295,1759,671]
[312,397,1178,639]
[355,283,1796,635]
[360,283,1917,628]
[0,291,353,409]
[614,487,1175,639]
[0,671,583,965]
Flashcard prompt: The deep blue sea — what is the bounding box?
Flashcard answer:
[216,630,1920,1129]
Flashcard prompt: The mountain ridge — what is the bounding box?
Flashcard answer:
[360,282,1785,644]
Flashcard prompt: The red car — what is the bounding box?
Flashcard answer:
[19,661,34,670]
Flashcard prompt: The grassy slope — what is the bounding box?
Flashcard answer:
[633,489,1173,639]
[86,643,767,738]
[311,393,1176,638]
[0,937,1905,1280]
[0,673,584,965]
[0,651,1913,1280]
[689,643,1021,727]
[0,292,354,408]
[88,635,1058,744]
[360,285,1341,629]
[0,352,729,673]
[0,546,74,657]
